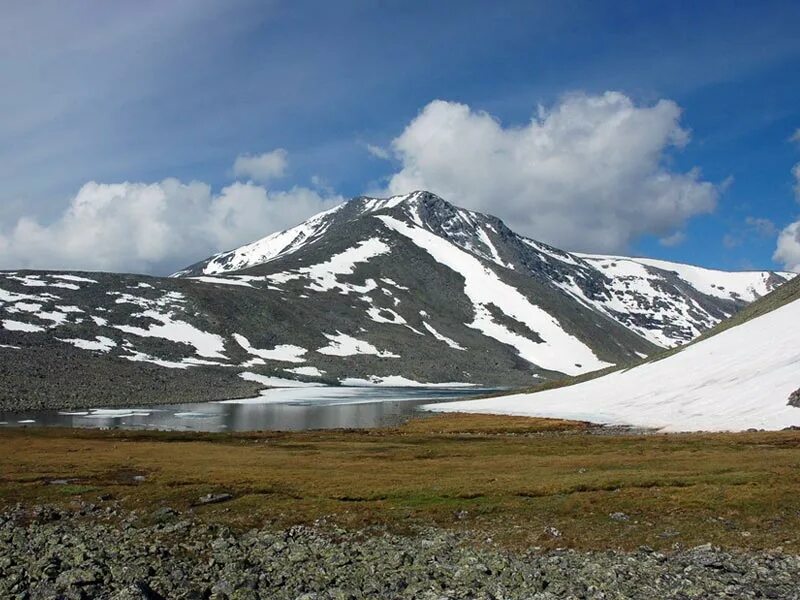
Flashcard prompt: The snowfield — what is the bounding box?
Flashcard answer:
[425,297,800,432]
[584,254,791,302]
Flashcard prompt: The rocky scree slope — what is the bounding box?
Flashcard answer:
[0,192,792,409]
[3,504,800,600]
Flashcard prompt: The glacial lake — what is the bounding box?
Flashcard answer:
[0,386,496,432]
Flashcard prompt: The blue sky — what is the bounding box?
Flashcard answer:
[2,0,800,273]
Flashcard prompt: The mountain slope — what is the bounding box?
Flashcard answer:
[179,191,791,349]
[425,276,800,432]
[0,191,793,410]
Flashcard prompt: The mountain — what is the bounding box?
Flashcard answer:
[178,191,790,348]
[426,275,800,432]
[0,191,793,410]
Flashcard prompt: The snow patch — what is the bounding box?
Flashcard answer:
[52,274,98,284]
[284,366,326,377]
[58,336,116,352]
[3,320,45,332]
[302,238,390,294]
[233,333,307,363]
[115,311,227,359]
[237,372,325,388]
[316,332,400,358]
[422,322,466,350]
[367,307,407,325]
[341,376,475,387]
[191,276,255,288]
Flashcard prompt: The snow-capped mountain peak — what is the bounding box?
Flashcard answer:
[175,192,793,352]
[2,192,793,405]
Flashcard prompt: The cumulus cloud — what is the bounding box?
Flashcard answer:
[774,222,800,272]
[773,182,800,272]
[772,131,800,272]
[385,92,719,252]
[0,179,342,274]
[232,149,289,183]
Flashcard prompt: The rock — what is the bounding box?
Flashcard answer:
[3,504,800,599]
[55,566,101,587]
[151,507,178,523]
[543,526,562,538]
[195,493,234,506]
[788,388,800,407]
[609,512,630,522]
[111,581,167,600]
[659,529,680,539]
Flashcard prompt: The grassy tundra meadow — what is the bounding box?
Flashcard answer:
[3,413,800,553]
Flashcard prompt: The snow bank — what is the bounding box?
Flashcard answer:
[425,298,800,432]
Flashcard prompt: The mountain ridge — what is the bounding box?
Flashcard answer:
[0,191,794,410]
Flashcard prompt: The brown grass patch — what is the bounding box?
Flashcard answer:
[2,415,800,552]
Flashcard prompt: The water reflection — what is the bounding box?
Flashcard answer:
[0,386,493,432]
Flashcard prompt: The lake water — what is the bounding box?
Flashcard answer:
[0,386,495,432]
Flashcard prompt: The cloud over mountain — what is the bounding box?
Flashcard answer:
[0,93,730,273]
[773,136,800,272]
[0,178,342,274]
[385,92,719,252]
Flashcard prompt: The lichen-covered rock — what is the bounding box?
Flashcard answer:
[3,503,800,599]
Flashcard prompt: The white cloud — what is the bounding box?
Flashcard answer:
[0,178,342,274]
[366,144,390,159]
[385,92,719,252]
[774,222,800,272]
[659,230,686,247]
[773,156,800,272]
[232,149,288,183]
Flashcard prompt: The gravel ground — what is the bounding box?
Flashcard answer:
[2,503,800,599]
